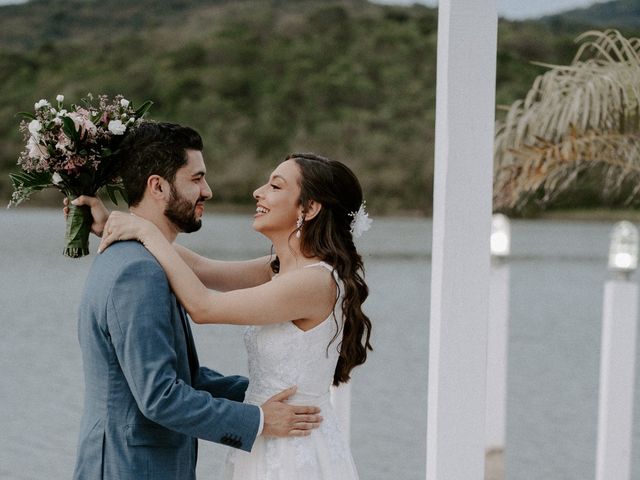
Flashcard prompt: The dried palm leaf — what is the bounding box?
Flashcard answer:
[494,30,640,211]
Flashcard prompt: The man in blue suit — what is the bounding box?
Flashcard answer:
[73,122,321,479]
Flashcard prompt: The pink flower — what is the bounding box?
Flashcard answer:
[55,132,72,152]
[68,109,97,137]
[63,155,87,175]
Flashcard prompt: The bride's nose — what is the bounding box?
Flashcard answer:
[253,185,263,200]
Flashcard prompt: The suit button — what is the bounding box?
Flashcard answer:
[221,434,242,448]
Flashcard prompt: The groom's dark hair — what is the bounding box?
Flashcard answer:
[119,121,203,207]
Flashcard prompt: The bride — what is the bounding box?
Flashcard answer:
[84,153,372,479]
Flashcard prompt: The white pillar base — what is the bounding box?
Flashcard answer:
[486,261,510,452]
[595,280,638,480]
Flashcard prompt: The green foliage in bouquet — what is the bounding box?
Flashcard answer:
[9,94,152,257]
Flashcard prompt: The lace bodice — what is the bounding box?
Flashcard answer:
[242,262,343,406]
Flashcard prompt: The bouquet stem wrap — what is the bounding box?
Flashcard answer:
[64,199,92,258]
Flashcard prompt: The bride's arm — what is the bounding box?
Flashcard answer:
[173,244,274,292]
[69,195,273,290]
[99,212,334,326]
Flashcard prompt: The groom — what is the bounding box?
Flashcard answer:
[73,122,321,479]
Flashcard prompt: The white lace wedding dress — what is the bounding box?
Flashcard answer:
[223,262,359,479]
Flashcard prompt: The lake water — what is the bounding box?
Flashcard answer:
[1,209,640,480]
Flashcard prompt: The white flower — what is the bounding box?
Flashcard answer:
[128,117,136,124]
[349,202,373,239]
[120,98,130,108]
[56,94,64,102]
[50,108,57,114]
[58,109,68,116]
[53,117,63,126]
[27,136,47,159]
[28,119,42,137]
[34,99,50,109]
[52,172,63,185]
[108,119,126,135]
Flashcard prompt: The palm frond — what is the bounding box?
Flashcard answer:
[494,130,640,210]
[494,30,640,211]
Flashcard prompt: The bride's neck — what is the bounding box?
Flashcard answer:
[271,237,316,273]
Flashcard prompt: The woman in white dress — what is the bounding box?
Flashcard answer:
[96,153,373,479]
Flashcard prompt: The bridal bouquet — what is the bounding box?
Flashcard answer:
[9,93,152,258]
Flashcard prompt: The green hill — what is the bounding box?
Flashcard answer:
[0,0,636,214]
[543,0,640,30]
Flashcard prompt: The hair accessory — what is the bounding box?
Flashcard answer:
[349,201,373,239]
[295,215,304,238]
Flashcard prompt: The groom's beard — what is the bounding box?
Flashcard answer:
[164,184,204,234]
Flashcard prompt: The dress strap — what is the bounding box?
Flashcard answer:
[304,262,341,298]
[303,261,334,272]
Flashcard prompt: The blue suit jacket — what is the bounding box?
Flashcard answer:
[73,241,260,480]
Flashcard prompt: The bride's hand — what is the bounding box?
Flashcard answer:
[98,211,157,253]
[63,196,110,237]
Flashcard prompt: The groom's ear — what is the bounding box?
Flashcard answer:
[147,175,170,201]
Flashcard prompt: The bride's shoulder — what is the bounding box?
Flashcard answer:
[274,263,337,297]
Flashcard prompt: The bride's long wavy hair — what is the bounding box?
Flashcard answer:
[270,153,372,385]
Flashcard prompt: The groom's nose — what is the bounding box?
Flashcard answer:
[201,180,213,200]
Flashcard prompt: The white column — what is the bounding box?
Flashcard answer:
[595,280,638,480]
[331,383,352,445]
[426,0,498,478]
[486,259,510,451]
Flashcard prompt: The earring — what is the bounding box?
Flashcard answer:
[295,215,304,238]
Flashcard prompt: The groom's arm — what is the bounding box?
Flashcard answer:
[193,368,265,436]
[106,254,261,452]
[193,367,248,403]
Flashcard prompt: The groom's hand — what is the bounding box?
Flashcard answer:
[261,386,323,437]
[63,196,110,237]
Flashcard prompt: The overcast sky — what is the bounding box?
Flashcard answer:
[0,0,610,20]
